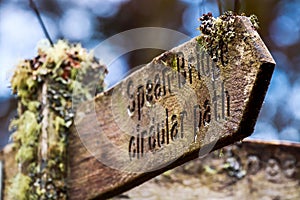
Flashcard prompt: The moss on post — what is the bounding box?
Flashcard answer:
[9,40,107,199]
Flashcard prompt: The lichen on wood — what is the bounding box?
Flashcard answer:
[197,11,260,66]
[9,40,107,199]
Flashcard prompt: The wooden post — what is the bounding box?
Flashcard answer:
[0,160,3,200]
[0,16,275,199]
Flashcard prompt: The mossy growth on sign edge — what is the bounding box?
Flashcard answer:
[9,40,107,200]
[197,11,259,67]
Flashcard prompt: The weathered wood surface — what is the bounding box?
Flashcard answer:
[0,16,275,199]
[0,160,3,200]
[68,16,274,199]
[0,145,16,200]
[113,139,300,200]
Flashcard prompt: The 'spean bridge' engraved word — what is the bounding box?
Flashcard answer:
[125,46,231,160]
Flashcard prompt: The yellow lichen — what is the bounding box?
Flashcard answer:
[8,173,32,200]
[198,11,259,67]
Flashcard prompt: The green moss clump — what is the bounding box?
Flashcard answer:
[197,11,236,66]
[8,173,32,200]
[249,14,260,30]
[9,40,107,199]
[197,12,260,67]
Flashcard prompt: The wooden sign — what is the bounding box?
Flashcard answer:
[0,16,275,199]
[68,16,275,199]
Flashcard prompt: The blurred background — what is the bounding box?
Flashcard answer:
[0,0,299,149]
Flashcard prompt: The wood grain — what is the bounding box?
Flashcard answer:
[68,16,275,199]
[0,16,275,199]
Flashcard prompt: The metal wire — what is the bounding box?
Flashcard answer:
[29,0,53,46]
